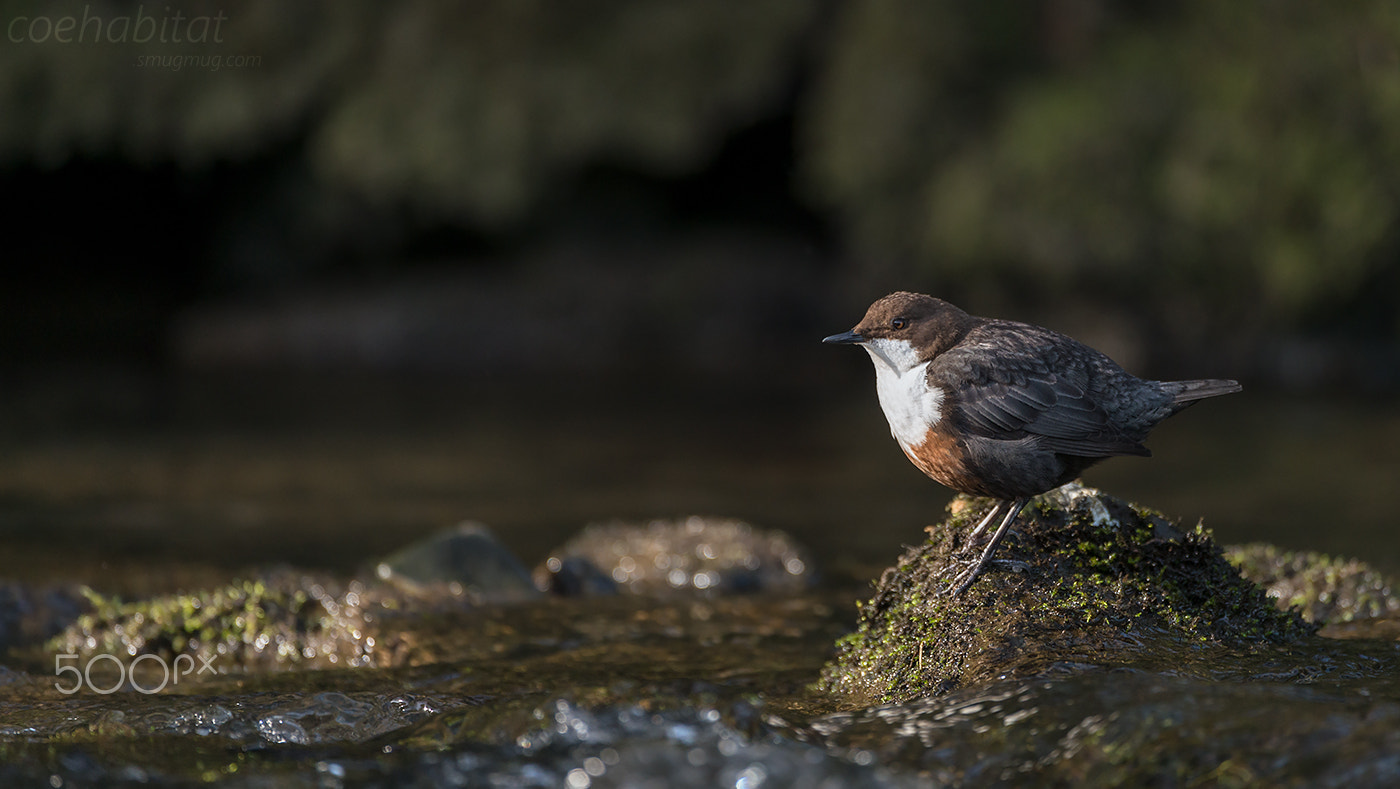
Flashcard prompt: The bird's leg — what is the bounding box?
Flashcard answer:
[945,499,1028,596]
[966,500,1006,542]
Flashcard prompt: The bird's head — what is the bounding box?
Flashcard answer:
[823,292,977,373]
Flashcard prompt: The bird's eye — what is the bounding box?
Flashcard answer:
[890,317,907,330]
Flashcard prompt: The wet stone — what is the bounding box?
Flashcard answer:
[535,516,816,596]
[1225,542,1400,625]
[42,569,380,672]
[376,521,541,604]
[819,482,1317,705]
[536,556,619,597]
[0,581,88,653]
[36,521,551,674]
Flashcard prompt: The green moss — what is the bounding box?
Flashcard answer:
[819,483,1315,706]
[1225,543,1400,625]
[44,572,375,672]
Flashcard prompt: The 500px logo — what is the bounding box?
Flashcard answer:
[55,652,218,695]
[8,5,228,45]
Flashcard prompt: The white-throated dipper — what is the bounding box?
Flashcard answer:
[824,292,1241,595]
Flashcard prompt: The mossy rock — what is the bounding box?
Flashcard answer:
[535,516,815,596]
[44,570,376,673]
[1225,543,1400,625]
[819,483,1315,706]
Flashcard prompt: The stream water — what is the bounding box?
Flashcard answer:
[0,374,1397,786]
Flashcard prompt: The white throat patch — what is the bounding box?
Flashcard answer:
[860,338,944,450]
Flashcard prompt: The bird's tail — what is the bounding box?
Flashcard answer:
[1163,378,1242,405]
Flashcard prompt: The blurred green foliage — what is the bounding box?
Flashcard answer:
[309,0,813,223]
[0,0,811,216]
[2,0,1397,336]
[805,0,1400,331]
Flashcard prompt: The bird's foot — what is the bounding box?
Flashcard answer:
[988,558,1032,574]
[966,501,1005,541]
[940,557,1032,597]
[941,499,1030,596]
[964,529,1022,550]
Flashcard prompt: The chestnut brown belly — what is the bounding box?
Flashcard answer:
[902,427,1095,500]
[901,429,1003,498]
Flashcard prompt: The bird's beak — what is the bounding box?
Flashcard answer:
[822,330,865,345]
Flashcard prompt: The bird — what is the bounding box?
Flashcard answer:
[823,292,1241,595]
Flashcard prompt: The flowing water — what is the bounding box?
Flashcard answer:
[0,374,1397,786]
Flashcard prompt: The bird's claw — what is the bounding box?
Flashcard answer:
[941,557,1032,597]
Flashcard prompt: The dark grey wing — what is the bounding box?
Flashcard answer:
[953,375,1150,457]
[935,324,1151,458]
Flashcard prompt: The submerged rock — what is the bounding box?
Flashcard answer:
[316,699,917,789]
[535,516,815,596]
[375,521,540,604]
[1225,543,1400,625]
[536,556,619,597]
[819,483,1315,706]
[804,659,1400,786]
[0,581,88,653]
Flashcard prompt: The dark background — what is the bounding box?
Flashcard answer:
[2,0,1398,585]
